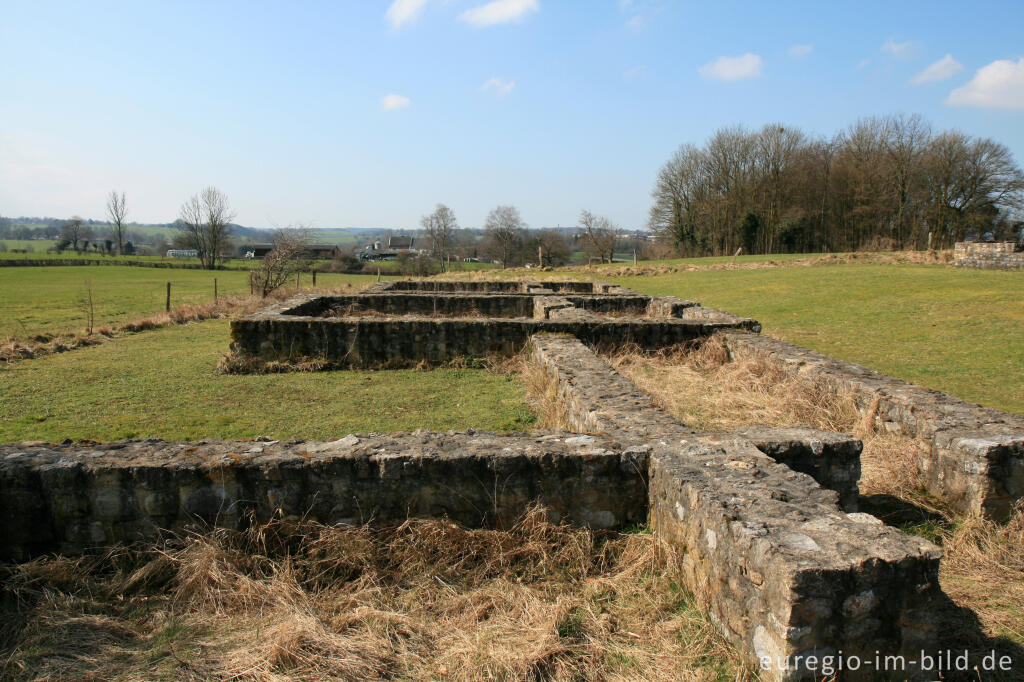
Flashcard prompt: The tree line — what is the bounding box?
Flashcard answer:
[648,114,1024,256]
[421,203,639,270]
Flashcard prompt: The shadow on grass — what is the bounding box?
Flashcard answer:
[860,493,1024,680]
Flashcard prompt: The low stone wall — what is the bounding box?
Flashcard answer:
[528,334,861,509]
[0,433,648,561]
[723,331,1024,518]
[647,444,941,681]
[954,241,1024,270]
[231,282,761,368]
[526,335,940,679]
[231,313,758,367]
[376,280,617,294]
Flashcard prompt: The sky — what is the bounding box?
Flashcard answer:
[2,0,1023,230]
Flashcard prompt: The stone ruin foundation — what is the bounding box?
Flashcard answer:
[3,279,1023,680]
[953,241,1024,270]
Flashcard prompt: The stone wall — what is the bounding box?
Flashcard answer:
[0,433,648,562]
[723,331,1024,519]
[526,335,940,679]
[231,310,759,368]
[230,282,761,368]
[528,334,861,509]
[954,241,1024,270]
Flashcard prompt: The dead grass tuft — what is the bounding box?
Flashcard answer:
[0,509,748,681]
[604,336,859,434]
[509,346,573,431]
[939,507,1024,645]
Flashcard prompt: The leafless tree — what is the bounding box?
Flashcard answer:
[61,216,92,252]
[177,186,235,269]
[483,205,526,268]
[883,114,930,248]
[106,190,128,255]
[647,114,1024,255]
[249,227,313,297]
[579,210,618,263]
[525,229,571,266]
[421,203,458,271]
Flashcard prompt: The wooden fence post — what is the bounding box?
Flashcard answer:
[165,282,171,312]
[214,278,218,303]
[312,269,317,286]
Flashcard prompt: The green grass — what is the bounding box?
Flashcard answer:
[613,264,1024,415]
[0,320,535,441]
[0,266,393,338]
[0,239,58,252]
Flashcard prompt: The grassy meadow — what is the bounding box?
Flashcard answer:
[612,264,1023,415]
[0,319,533,442]
[0,266,397,338]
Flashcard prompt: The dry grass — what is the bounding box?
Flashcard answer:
[0,509,748,681]
[582,337,1024,652]
[604,337,859,434]
[513,347,573,431]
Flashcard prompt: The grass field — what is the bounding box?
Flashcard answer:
[0,267,397,338]
[0,239,58,252]
[612,264,1023,415]
[0,320,533,442]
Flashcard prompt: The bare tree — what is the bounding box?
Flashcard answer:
[177,186,235,269]
[61,216,92,252]
[579,210,618,263]
[420,203,458,271]
[106,190,128,255]
[483,205,526,268]
[647,113,1024,256]
[525,229,571,266]
[249,228,313,297]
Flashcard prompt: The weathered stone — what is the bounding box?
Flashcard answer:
[723,331,1024,518]
[229,281,760,368]
[954,241,1024,270]
[0,433,649,561]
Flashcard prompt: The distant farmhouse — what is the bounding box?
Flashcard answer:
[240,244,343,260]
[358,235,423,261]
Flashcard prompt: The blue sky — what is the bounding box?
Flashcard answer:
[2,0,1023,230]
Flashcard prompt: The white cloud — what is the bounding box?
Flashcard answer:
[480,76,515,96]
[946,58,1024,110]
[386,0,428,28]
[458,0,538,27]
[911,54,963,84]
[881,39,914,59]
[623,65,647,81]
[625,14,645,30]
[380,94,411,111]
[698,53,763,82]
[856,58,871,70]
[788,44,813,58]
